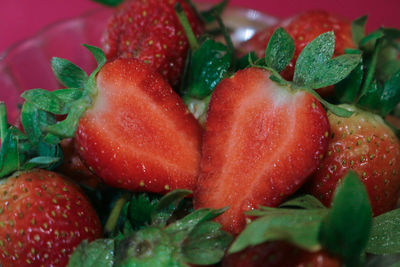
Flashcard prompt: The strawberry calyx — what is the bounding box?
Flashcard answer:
[245,28,361,118]
[21,45,106,142]
[0,101,61,178]
[68,189,232,266]
[335,17,400,120]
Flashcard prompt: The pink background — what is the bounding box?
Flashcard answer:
[1,0,400,54]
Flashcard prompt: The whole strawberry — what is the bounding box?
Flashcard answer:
[307,107,400,215]
[0,169,102,267]
[306,24,400,215]
[223,241,340,267]
[239,10,355,96]
[103,0,204,87]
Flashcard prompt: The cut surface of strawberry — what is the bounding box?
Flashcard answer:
[0,169,102,267]
[194,67,329,234]
[76,58,203,193]
[103,0,204,87]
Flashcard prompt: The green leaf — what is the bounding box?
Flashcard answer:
[51,57,88,88]
[360,30,384,48]
[335,62,364,104]
[151,189,191,227]
[383,28,400,40]
[0,127,26,178]
[238,51,258,70]
[182,221,232,265]
[83,44,107,68]
[279,194,326,210]
[366,209,400,255]
[166,208,226,244]
[185,39,231,98]
[21,89,68,115]
[67,239,115,267]
[265,28,295,73]
[229,208,327,253]
[319,171,372,267]
[200,0,229,23]
[21,102,57,144]
[293,31,335,87]
[352,16,368,46]
[380,70,400,116]
[306,54,361,89]
[366,254,400,267]
[53,88,83,103]
[91,0,123,6]
[21,156,60,170]
[45,100,89,138]
[127,194,159,230]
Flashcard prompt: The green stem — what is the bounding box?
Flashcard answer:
[104,192,131,235]
[357,38,383,101]
[174,3,200,51]
[215,15,236,68]
[0,102,7,143]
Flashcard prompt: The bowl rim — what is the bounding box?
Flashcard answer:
[0,3,277,62]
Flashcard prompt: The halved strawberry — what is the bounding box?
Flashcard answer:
[194,67,330,234]
[21,46,203,194]
[103,0,204,87]
[194,29,361,234]
[75,58,202,192]
[0,169,102,267]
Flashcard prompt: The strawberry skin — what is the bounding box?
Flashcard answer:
[0,169,101,267]
[307,108,400,215]
[239,10,355,94]
[75,59,202,193]
[223,242,340,267]
[194,68,329,234]
[103,0,204,87]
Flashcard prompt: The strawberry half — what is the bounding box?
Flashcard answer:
[103,0,204,87]
[194,67,330,234]
[0,169,101,267]
[194,29,360,234]
[21,46,202,194]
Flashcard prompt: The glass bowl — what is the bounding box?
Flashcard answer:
[0,5,277,124]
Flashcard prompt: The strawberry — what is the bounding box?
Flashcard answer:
[193,29,361,234]
[239,10,355,96]
[0,169,102,267]
[223,242,340,267]
[57,138,101,189]
[307,107,400,215]
[102,0,204,87]
[194,67,330,234]
[22,46,203,194]
[306,22,400,216]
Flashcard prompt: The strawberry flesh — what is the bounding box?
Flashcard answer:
[194,68,329,234]
[76,59,203,193]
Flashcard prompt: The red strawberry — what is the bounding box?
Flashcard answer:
[194,67,329,234]
[0,169,102,267]
[57,138,102,189]
[103,0,204,87]
[223,242,340,267]
[75,58,202,193]
[239,10,355,96]
[307,107,400,215]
